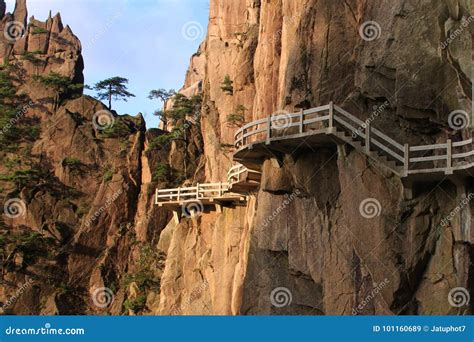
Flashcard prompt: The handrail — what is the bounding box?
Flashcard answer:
[156,164,261,204]
[227,164,261,185]
[233,102,473,177]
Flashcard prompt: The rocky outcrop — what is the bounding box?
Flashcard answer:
[156,0,473,315]
[0,0,203,315]
[1,0,472,316]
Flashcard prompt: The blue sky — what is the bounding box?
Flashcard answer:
[5,0,209,128]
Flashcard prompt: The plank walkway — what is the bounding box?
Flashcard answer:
[234,102,473,181]
[156,102,472,211]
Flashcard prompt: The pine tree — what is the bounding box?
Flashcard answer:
[93,77,135,110]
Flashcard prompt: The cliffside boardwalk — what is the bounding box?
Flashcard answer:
[156,102,473,213]
[155,164,261,220]
[234,102,473,180]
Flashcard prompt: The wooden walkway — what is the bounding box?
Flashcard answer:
[155,164,261,210]
[234,102,473,181]
[156,102,472,212]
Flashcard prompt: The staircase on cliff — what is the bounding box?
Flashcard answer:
[155,102,473,215]
[234,102,474,181]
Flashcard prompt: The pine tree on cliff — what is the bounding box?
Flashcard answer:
[93,77,135,110]
[33,72,82,111]
[148,88,175,127]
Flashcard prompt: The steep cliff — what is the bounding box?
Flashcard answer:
[0,0,203,314]
[156,0,473,315]
[1,0,472,316]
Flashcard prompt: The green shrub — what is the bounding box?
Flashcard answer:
[62,157,82,168]
[32,27,49,35]
[0,168,44,188]
[100,119,131,138]
[221,75,233,95]
[3,156,20,169]
[152,164,169,183]
[103,167,114,183]
[123,295,146,312]
[226,105,246,127]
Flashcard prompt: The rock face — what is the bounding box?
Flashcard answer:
[156,0,473,315]
[0,0,203,315]
[1,0,472,316]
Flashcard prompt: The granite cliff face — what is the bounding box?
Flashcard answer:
[0,0,203,314]
[0,0,473,316]
[157,0,473,315]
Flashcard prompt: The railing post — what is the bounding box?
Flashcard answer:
[219,182,222,196]
[155,189,158,204]
[365,121,371,153]
[266,116,271,145]
[404,144,409,177]
[328,101,334,129]
[177,187,180,202]
[447,139,453,174]
[299,109,304,134]
[196,183,200,199]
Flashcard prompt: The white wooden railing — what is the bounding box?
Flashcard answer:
[156,182,231,203]
[234,102,473,177]
[156,164,260,204]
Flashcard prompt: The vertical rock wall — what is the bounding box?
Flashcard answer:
[157,0,473,315]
